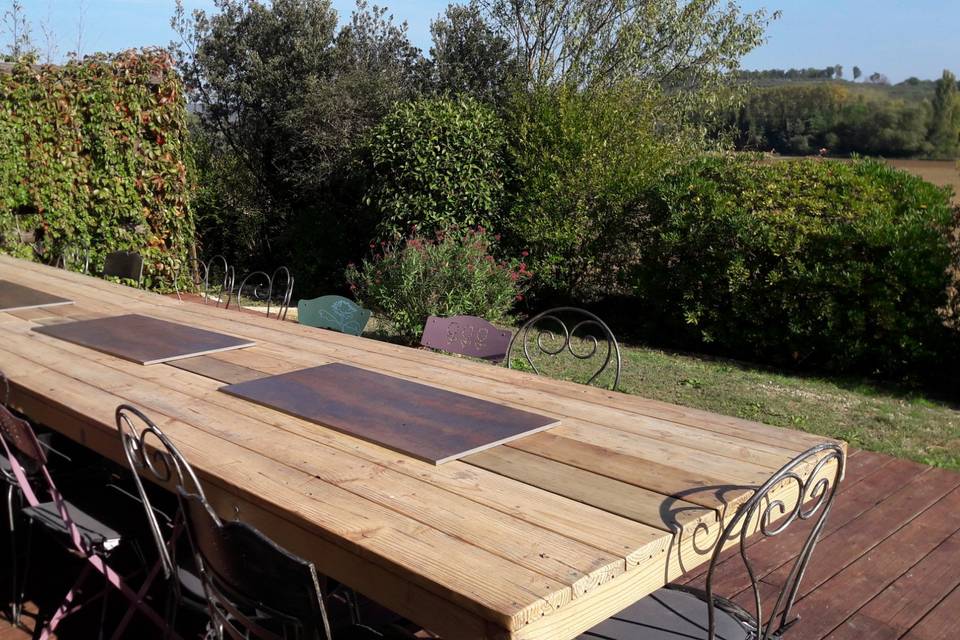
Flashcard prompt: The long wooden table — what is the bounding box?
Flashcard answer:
[0,255,842,639]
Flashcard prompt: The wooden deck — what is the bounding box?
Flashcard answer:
[3,447,957,639]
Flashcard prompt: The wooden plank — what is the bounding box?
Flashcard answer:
[507,431,750,512]
[221,363,560,465]
[771,485,960,640]
[838,528,960,638]
[466,446,715,532]
[0,279,73,312]
[169,354,266,383]
[33,313,255,365]
[899,583,960,640]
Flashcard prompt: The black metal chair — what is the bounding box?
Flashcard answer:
[229,267,295,321]
[507,307,622,390]
[115,404,385,639]
[102,250,144,287]
[115,404,209,638]
[576,443,846,640]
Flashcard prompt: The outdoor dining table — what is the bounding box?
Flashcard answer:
[0,254,842,640]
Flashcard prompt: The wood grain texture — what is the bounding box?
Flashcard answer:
[0,255,848,640]
[0,279,73,312]
[220,363,560,464]
[32,313,255,365]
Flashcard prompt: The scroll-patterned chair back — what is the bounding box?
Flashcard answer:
[116,404,205,580]
[420,315,513,362]
[702,442,846,639]
[297,295,371,336]
[507,307,622,390]
[230,266,295,321]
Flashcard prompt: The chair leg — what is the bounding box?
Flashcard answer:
[14,516,33,630]
[5,485,18,627]
[39,563,94,640]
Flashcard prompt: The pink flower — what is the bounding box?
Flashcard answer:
[515,294,524,301]
[494,234,501,241]
[521,250,529,257]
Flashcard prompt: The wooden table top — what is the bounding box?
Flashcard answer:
[34,313,255,365]
[0,256,842,640]
[220,363,559,464]
[0,279,73,312]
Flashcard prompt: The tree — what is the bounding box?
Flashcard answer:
[429,1,519,103]
[929,69,960,157]
[2,0,35,59]
[867,71,889,85]
[171,0,425,286]
[477,0,776,90]
[853,65,861,81]
[834,64,842,79]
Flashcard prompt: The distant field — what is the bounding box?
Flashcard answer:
[886,159,960,204]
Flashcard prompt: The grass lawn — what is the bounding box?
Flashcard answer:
[531,337,960,471]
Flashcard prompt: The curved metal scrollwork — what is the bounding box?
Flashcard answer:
[115,404,206,579]
[200,255,235,307]
[506,307,622,390]
[229,266,294,320]
[703,442,846,640]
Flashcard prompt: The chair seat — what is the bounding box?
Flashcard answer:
[22,500,123,552]
[577,586,758,640]
[177,565,206,601]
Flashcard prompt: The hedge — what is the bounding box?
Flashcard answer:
[0,50,195,289]
[634,155,958,376]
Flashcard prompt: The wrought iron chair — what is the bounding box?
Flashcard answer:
[576,443,846,640]
[420,315,513,363]
[102,250,145,287]
[506,307,622,390]
[0,380,170,639]
[298,295,372,336]
[229,267,295,320]
[114,404,209,639]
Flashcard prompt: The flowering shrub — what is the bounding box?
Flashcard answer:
[346,227,530,343]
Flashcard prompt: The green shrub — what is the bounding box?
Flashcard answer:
[502,84,693,301]
[346,227,529,343]
[634,155,958,376]
[0,51,195,290]
[362,96,505,238]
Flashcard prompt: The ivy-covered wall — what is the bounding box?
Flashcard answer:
[0,49,194,289]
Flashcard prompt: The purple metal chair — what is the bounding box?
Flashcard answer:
[0,376,171,640]
[420,315,513,362]
[576,443,845,640]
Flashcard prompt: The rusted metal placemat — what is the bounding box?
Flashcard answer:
[33,313,255,365]
[0,280,74,313]
[219,362,560,464]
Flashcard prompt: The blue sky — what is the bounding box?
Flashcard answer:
[12,0,960,83]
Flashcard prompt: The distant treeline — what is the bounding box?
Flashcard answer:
[737,65,886,83]
[726,70,960,158]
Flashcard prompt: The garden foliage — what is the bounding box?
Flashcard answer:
[362,96,505,239]
[634,156,957,375]
[347,227,529,343]
[0,50,194,289]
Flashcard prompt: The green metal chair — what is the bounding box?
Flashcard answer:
[297,296,372,336]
